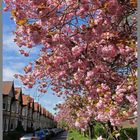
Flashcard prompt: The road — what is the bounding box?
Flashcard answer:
[48,131,68,140]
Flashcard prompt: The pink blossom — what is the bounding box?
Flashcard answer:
[97,136,104,140]
[24,63,32,73]
[75,121,81,127]
[72,46,83,57]
[101,44,117,58]
[58,71,66,78]
[54,56,63,65]
[87,70,94,78]
[126,95,136,104]
[85,80,92,85]
[109,108,119,117]
[96,100,104,109]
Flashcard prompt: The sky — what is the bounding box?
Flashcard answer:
[3,5,64,115]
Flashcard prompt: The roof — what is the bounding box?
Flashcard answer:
[29,97,34,108]
[49,113,54,120]
[14,87,21,100]
[43,108,46,115]
[42,107,46,115]
[40,106,48,115]
[41,107,44,114]
[34,102,39,111]
[22,94,30,106]
[3,81,13,95]
[39,104,42,112]
[46,110,49,117]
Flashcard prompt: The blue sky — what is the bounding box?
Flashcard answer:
[3,7,64,115]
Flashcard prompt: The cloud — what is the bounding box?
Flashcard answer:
[42,99,53,106]
[3,31,42,55]
[13,62,25,69]
[3,67,19,81]
[3,61,25,76]
[3,33,19,52]
[3,28,43,63]
[56,100,64,104]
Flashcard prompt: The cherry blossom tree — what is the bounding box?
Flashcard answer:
[4,0,137,139]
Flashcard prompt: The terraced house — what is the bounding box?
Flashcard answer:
[21,94,30,131]
[2,81,57,133]
[3,81,15,132]
[33,102,40,130]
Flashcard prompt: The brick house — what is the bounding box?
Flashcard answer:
[27,96,34,130]
[13,87,23,129]
[3,81,15,132]
[21,94,30,131]
[3,81,56,133]
[33,102,40,130]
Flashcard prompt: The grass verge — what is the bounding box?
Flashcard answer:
[67,130,95,140]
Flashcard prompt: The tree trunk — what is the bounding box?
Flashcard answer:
[107,121,120,140]
[114,126,120,140]
[83,131,86,137]
[89,124,94,140]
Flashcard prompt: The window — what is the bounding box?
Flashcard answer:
[25,108,27,116]
[7,100,11,111]
[23,107,27,116]
[22,108,26,116]
[10,123,13,130]
[3,103,6,110]
[11,102,16,112]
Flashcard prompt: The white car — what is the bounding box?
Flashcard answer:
[20,133,39,140]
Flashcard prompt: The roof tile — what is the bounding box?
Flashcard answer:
[3,81,13,95]
[34,102,39,111]
[22,94,30,106]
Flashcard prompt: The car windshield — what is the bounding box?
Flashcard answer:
[35,131,45,137]
[35,132,40,136]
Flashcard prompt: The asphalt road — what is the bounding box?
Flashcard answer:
[48,131,68,140]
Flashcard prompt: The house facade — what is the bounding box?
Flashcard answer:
[33,102,40,130]
[27,96,34,130]
[21,94,30,131]
[14,87,23,127]
[3,81,15,132]
[3,81,57,133]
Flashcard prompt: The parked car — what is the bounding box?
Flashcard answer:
[49,129,55,136]
[34,130,46,140]
[48,128,55,136]
[50,128,62,135]
[57,128,64,133]
[43,129,51,138]
[20,133,39,140]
